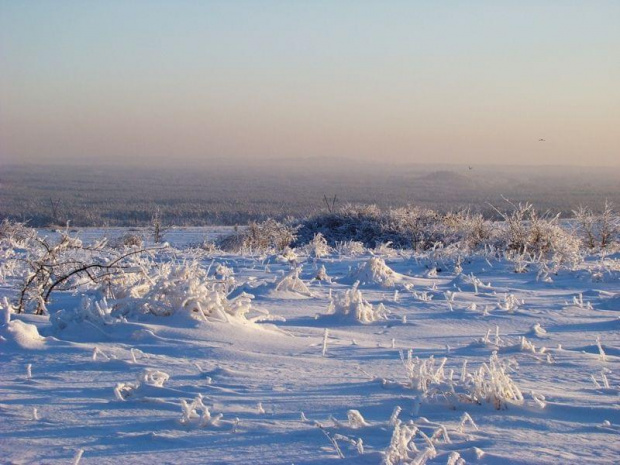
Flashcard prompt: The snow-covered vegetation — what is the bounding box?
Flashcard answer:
[0,210,618,464]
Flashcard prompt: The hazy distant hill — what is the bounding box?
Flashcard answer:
[1,162,618,226]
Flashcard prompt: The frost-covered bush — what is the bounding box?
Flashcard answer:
[347,257,398,287]
[295,204,444,250]
[492,202,582,268]
[110,233,144,249]
[442,210,493,251]
[180,394,223,427]
[15,231,151,314]
[315,265,332,282]
[54,261,279,326]
[274,268,312,296]
[400,351,524,410]
[51,296,117,330]
[326,282,388,323]
[219,219,297,252]
[115,262,257,322]
[304,233,332,258]
[214,263,234,279]
[573,201,619,250]
[336,240,367,256]
[0,219,36,246]
[463,352,524,409]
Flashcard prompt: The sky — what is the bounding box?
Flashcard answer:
[1,1,619,167]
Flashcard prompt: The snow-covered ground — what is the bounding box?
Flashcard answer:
[1,228,619,464]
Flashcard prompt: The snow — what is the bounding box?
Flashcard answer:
[1,228,619,464]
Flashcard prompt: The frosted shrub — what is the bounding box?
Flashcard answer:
[16,229,151,315]
[400,351,447,392]
[315,265,332,283]
[374,242,399,257]
[113,368,170,401]
[0,219,35,246]
[276,246,299,264]
[573,201,619,249]
[348,257,398,287]
[494,201,582,267]
[383,420,419,465]
[336,240,366,256]
[137,368,170,387]
[214,263,234,279]
[347,409,370,428]
[463,352,524,409]
[442,210,493,251]
[110,233,144,249]
[400,351,524,410]
[219,218,296,252]
[274,268,312,296]
[92,261,278,325]
[498,293,520,312]
[180,394,223,427]
[305,233,332,258]
[52,296,116,331]
[327,282,388,323]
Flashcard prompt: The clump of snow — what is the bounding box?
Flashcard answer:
[325,282,389,323]
[0,318,46,350]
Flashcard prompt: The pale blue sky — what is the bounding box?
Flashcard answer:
[1,1,619,166]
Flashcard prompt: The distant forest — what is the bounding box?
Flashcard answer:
[1,161,619,227]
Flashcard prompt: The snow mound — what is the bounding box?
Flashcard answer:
[0,319,46,350]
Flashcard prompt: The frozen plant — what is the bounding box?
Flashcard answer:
[305,233,332,258]
[322,328,329,357]
[572,293,593,309]
[72,449,84,465]
[413,291,433,302]
[463,352,524,409]
[389,406,402,426]
[531,323,547,337]
[383,420,419,465]
[400,351,447,392]
[498,293,521,312]
[180,393,223,427]
[52,296,117,331]
[326,282,389,323]
[314,264,332,283]
[275,267,312,296]
[447,452,465,465]
[1,297,11,324]
[596,336,607,362]
[458,412,478,433]
[137,369,170,387]
[219,218,297,253]
[214,263,234,279]
[374,241,398,257]
[348,257,398,287]
[347,409,370,428]
[336,240,366,256]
